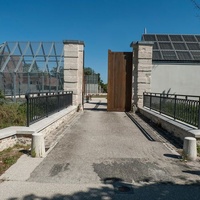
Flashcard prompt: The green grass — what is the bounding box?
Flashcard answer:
[150,100,199,127]
[0,144,30,175]
[0,102,26,129]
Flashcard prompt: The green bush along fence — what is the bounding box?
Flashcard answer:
[143,92,200,128]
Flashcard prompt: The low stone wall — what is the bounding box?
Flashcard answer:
[0,135,18,151]
[0,106,78,151]
[139,107,200,145]
[38,107,77,138]
[0,135,32,152]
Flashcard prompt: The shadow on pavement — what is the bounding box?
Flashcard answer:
[7,180,200,200]
[84,101,107,111]
[84,102,107,106]
[182,170,200,176]
[128,112,183,149]
[84,108,107,111]
[163,154,182,159]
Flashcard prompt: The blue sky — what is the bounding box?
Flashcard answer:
[1,0,200,83]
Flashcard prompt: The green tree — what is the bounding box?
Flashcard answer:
[84,67,95,75]
[100,82,107,93]
[84,67,107,92]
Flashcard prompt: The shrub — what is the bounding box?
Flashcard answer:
[0,102,26,129]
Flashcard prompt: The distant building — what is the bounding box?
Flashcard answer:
[84,74,99,94]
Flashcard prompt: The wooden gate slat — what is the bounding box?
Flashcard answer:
[107,50,132,112]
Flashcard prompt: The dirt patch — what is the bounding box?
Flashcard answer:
[0,144,30,176]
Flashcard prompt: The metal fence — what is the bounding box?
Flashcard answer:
[143,92,200,128]
[25,91,73,127]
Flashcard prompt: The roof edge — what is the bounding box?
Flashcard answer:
[63,40,85,46]
[130,41,154,47]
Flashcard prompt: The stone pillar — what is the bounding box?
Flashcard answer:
[31,132,46,158]
[130,41,154,108]
[63,40,85,109]
[183,137,197,161]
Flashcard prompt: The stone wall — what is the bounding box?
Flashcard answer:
[139,108,200,145]
[0,106,77,152]
[131,41,154,108]
[63,40,84,108]
[39,107,77,138]
[0,136,18,151]
[0,135,31,152]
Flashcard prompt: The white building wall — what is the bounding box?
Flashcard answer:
[151,63,200,96]
[85,84,98,94]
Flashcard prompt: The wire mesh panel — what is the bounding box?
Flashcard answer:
[84,74,99,94]
[0,41,64,100]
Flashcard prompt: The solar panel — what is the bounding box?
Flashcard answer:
[157,35,169,41]
[159,42,173,50]
[162,51,177,60]
[191,52,200,60]
[153,51,162,60]
[142,34,200,61]
[153,42,159,49]
[195,35,200,42]
[177,51,192,60]
[170,35,183,41]
[182,35,196,42]
[186,43,200,50]
[143,34,156,41]
[173,43,187,50]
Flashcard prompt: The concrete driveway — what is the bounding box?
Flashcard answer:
[0,98,200,199]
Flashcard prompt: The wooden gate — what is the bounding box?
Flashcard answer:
[107,50,132,112]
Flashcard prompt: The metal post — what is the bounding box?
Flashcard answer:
[42,73,44,93]
[46,93,48,117]
[143,92,144,107]
[70,91,73,106]
[13,72,16,102]
[57,91,60,111]
[159,93,162,114]
[150,93,152,110]
[28,72,30,93]
[56,73,59,93]
[25,92,30,127]
[49,74,51,93]
[174,95,177,120]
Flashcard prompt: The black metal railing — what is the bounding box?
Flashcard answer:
[143,92,200,128]
[25,91,73,127]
